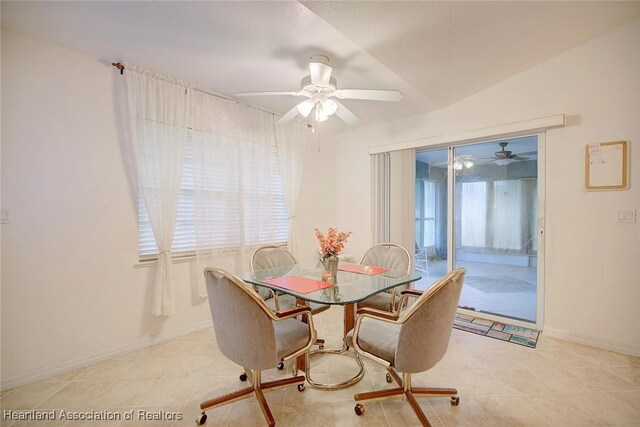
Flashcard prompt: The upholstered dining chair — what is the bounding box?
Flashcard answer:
[251,245,330,358]
[250,245,302,311]
[350,268,465,426]
[356,243,412,313]
[197,267,316,427]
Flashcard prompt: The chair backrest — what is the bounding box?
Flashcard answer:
[251,245,298,271]
[204,267,279,370]
[360,243,411,274]
[250,245,298,299]
[394,268,465,373]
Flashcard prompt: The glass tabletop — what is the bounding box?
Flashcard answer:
[241,264,422,305]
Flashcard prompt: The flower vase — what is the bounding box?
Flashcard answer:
[323,253,339,283]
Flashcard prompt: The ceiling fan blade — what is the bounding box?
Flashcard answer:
[309,62,333,87]
[275,104,300,125]
[235,91,305,97]
[335,89,403,102]
[334,101,360,125]
[517,151,538,156]
[297,99,315,118]
[512,156,530,161]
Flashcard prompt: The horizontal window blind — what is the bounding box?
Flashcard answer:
[138,140,288,258]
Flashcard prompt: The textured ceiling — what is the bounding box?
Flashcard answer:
[303,1,640,108]
[2,1,639,131]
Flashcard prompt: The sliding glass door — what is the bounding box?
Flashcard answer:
[415,135,543,326]
[414,148,448,286]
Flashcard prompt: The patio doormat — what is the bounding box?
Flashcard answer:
[453,313,540,348]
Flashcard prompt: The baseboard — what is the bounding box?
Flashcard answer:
[1,320,211,391]
[543,326,640,357]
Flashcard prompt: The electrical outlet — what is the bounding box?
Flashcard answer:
[616,209,636,223]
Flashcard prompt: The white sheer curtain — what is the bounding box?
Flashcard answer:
[275,122,309,253]
[460,181,487,248]
[190,91,279,297]
[492,180,523,250]
[123,65,191,316]
[123,63,296,306]
[459,179,531,252]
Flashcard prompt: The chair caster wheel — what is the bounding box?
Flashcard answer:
[297,383,305,392]
[239,372,248,381]
[196,412,207,425]
[354,403,365,416]
[385,373,393,383]
[277,362,285,370]
[450,396,460,406]
[319,345,325,350]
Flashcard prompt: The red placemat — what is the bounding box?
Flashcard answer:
[263,276,334,294]
[338,263,390,275]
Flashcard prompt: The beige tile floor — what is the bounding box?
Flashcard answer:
[2,306,639,427]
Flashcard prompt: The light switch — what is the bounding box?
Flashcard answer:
[616,209,636,223]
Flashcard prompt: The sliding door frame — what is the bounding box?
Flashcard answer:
[443,133,545,330]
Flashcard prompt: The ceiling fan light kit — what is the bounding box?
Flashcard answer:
[234,55,403,126]
[494,158,513,166]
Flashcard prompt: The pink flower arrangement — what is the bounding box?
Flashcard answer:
[315,227,352,257]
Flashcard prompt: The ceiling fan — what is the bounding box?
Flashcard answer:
[234,55,403,125]
[453,155,474,170]
[491,142,533,166]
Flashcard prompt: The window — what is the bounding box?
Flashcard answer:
[415,179,436,247]
[138,139,288,258]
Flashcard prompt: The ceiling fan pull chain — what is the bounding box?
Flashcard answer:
[315,116,320,152]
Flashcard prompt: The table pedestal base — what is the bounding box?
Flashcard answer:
[305,345,364,390]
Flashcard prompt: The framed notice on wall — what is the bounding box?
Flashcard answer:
[585,140,629,191]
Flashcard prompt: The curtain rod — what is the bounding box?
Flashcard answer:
[111,62,279,118]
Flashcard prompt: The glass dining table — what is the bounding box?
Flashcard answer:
[241,263,421,389]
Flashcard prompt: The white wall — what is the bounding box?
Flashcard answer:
[0,29,3,380]
[0,29,336,389]
[336,19,640,355]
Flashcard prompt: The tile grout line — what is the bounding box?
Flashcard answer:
[30,381,73,411]
[604,390,640,415]
[602,365,640,388]
[425,398,446,427]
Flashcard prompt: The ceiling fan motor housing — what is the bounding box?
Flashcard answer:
[496,142,513,158]
[300,75,337,92]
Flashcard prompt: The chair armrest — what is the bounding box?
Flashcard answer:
[400,289,423,297]
[356,307,399,321]
[352,305,401,367]
[275,305,312,319]
[397,289,424,315]
[270,289,281,311]
[263,287,276,299]
[276,305,317,362]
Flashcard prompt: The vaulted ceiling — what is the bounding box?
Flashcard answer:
[2,1,639,131]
